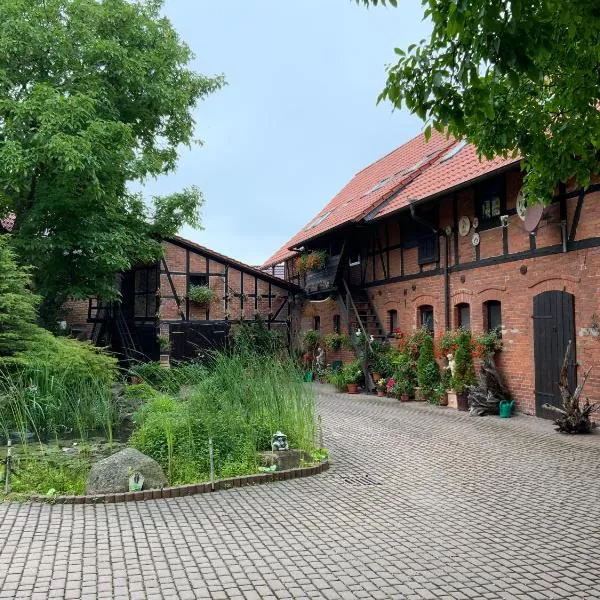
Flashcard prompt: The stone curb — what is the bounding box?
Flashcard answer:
[26,460,330,505]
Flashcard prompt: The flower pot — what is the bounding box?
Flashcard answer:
[414,387,426,402]
[347,383,358,394]
[399,394,409,402]
[372,372,382,382]
[438,392,448,407]
[159,354,170,368]
[376,389,385,397]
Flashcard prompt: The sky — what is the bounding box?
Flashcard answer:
[144,0,431,266]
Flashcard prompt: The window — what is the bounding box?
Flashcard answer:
[134,267,158,320]
[477,178,504,225]
[333,314,341,334]
[388,309,398,334]
[456,303,471,330]
[313,316,321,331]
[419,305,434,334]
[485,300,502,334]
[348,251,361,266]
[189,274,208,287]
[418,234,439,265]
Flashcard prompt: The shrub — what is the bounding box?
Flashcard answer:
[187,284,215,304]
[452,330,477,393]
[0,235,43,357]
[302,329,320,353]
[416,334,440,393]
[324,332,350,351]
[343,360,363,385]
[231,317,283,355]
[0,334,119,440]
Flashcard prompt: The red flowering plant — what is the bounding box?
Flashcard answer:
[435,329,460,359]
[385,377,396,394]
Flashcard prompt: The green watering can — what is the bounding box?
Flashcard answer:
[499,399,514,418]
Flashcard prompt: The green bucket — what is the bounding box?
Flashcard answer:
[304,371,314,382]
[499,399,514,418]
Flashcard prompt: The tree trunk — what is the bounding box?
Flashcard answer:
[542,340,598,433]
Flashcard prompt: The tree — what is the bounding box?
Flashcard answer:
[0,236,42,356]
[416,332,439,393]
[452,330,476,394]
[357,1,600,203]
[0,0,224,324]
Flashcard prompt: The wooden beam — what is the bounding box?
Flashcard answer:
[185,249,190,320]
[568,189,586,243]
[160,257,185,320]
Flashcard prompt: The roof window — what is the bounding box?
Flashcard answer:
[439,140,468,163]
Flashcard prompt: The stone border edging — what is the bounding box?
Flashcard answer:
[27,460,330,505]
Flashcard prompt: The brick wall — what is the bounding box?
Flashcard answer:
[291,174,600,417]
[62,299,93,339]
[160,240,294,329]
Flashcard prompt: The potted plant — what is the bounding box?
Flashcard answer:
[343,360,363,394]
[327,366,347,392]
[295,250,328,274]
[187,284,215,305]
[449,330,477,411]
[416,334,440,402]
[324,332,350,352]
[396,378,412,402]
[376,377,386,397]
[436,369,451,407]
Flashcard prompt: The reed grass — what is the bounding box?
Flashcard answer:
[130,350,317,484]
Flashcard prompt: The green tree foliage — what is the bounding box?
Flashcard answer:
[416,332,440,393]
[0,0,224,323]
[357,1,600,202]
[452,330,476,393]
[0,235,41,355]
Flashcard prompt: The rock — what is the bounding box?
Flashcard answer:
[86,448,167,495]
[259,449,312,471]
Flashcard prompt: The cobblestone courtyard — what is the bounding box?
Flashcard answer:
[1,387,600,599]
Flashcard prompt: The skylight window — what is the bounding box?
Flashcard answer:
[439,140,468,163]
[304,210,332,231]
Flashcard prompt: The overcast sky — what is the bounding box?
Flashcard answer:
[144,0,431,265]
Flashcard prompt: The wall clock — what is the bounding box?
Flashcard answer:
[458,216,471,237]
[516,190,527,221]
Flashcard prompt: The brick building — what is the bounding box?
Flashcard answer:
[262,130,600,418]
[64,236,300,362]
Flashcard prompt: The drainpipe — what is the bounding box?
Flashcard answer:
[445,233,450,330]
[409,204,439,234]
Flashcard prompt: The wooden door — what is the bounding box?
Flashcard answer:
[533,291,576,419]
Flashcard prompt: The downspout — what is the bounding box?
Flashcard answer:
[445,233,450,330]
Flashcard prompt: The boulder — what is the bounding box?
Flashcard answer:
[86,448,167,495]
[259,449,312,471]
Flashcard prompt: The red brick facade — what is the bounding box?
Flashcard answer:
[282,170,600,417]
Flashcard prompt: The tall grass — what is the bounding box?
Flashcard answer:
[0,337,120,442]
[130,351,316,484]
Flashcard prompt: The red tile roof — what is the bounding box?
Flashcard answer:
[262,131,519,267]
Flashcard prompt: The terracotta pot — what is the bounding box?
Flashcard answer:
[376,389,385,397]
[372,372,382,382]
[130,376,141,385]
[347,383,358,394]
[399,394,409,402]
[414,387,426,402]
[439,392,448,407]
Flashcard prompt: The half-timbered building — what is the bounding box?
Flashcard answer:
[263,130,600,418]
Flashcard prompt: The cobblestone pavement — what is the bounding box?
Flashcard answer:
[2,387,600,599]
